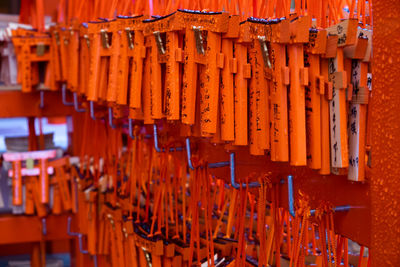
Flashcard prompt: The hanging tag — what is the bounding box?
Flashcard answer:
[287,16,311,166]
[233,42,249,146]
[67,29,80,92]
[328,52,349,169]
[199,30,222,135]
[12,161,23,206]
[39,158,49,204]
[165,31,182,120]
[129,17,147,109]
[108,22,122,104]
[305,27,327,170]
[25,178,35,214]
[348,61,369,182]
[31,177,47,217]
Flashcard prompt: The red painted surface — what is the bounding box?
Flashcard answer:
[0,91,73,118]
[197,142,371,246]
[370,0,400,266]
[0,214,72,245]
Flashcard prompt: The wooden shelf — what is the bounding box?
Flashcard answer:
[0,90,74,118]
[0,214,73,245]
[0,84,49,91]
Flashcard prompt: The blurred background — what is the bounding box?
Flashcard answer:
[0,1,70,266]
[0,1,20,15]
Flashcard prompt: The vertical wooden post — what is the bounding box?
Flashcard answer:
[28,117,37,151]
[371,0,400,265]
[31,243,41,267]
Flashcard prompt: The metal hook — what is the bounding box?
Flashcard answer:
[41,218,47,235]
[185,138,257,188]
[186,138,231,170]
[185,138,195,170]
[128,119,152,139]
[287,175,295,217]
[62,84,73,106]
[128,118,135,139]
[108,107,116,129]
[73,93,86,112]
[153,124,184,152]
[67,217,79,237]
[286,175,350,217]
[229,152,260,189]
[67,217,98,267]
[93,254,98,267]
[39,91,44,109]
[186,140,260,189]
[67,217,88,253]
[77,234,88,254]
[90,101,103,120]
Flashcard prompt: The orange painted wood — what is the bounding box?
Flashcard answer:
[233,43,248,146]
[165,31,182,121]
[269,43,289,162]
[320,59,331,175]
[220,38,235,141]
[181,28,198,125]
[306,54,322,169]
[200,31,221,135]
[130,26,146,109]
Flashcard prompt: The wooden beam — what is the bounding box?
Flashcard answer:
[0,90,74,118]
[0,214,73,244]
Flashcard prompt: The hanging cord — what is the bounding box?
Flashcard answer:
[289,191,310,267]
[235,178,249,267]
[257,175,272,267]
